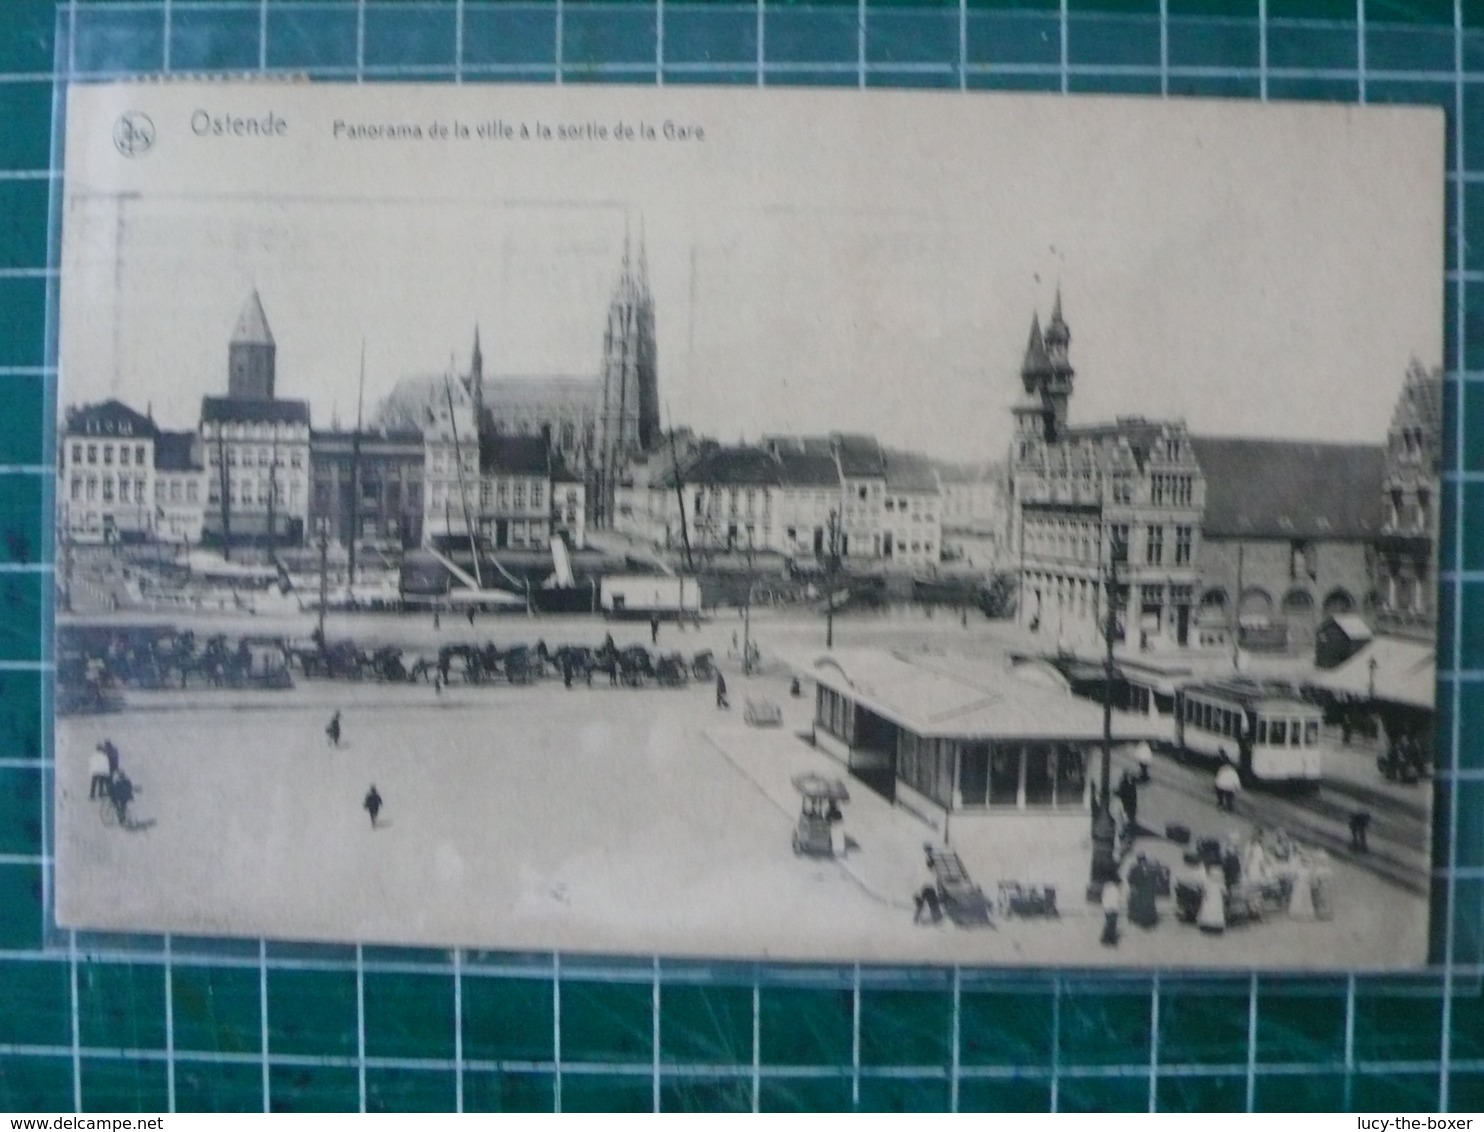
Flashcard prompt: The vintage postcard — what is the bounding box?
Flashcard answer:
[55,82,1443,967]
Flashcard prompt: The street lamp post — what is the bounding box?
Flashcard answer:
[1087,541,1124,901]
[823,509,841,649]
[742,529,755,676]
[315,518,330,647]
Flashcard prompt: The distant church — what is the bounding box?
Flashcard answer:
[389,230,661,530]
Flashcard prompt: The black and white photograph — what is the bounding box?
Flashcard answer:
[54,82,1444,967]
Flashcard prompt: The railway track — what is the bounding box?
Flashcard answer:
[1146,752,1433,897]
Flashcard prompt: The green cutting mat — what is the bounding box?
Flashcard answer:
[0,0,1481,1113]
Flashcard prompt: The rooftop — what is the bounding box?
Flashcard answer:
[1190,436,1384,539]
[65,399,157,438]
[153,430,202,472]
[1309,637,1435,710]
[479,433,551,475]
[201,397,311,426]
[794,648,1161,742]
[884,452,940,493]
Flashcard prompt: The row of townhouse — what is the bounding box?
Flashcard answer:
[615,433,946,569]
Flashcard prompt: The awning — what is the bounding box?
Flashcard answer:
[1308,638,1435,711]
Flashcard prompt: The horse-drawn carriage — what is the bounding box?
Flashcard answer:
[655,652,690,687]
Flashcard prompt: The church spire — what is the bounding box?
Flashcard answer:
[470,325,483,381]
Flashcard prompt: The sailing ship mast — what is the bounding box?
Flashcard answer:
[348,343,365,591]
[444,375,484,590]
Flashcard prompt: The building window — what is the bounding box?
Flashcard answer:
[87,445,97,465]
[1110,524,1130,562]
[119,446,130,467]
[136,444,146,465]
[513,482,525,508]
[119,479,131,503]
[291,451,303,469]
[1146,525,1164,565]
[186,482,198,503]
[497,484,510,509]
[531,482,544,509]
[1175,525,1192,565]
[86,476,97,502]
[70,444,81,464]
[171,481,182,503]
[102,476,114,503]
[102,445,113,466]
[70,478,81,501]
[1111,476,1131,504]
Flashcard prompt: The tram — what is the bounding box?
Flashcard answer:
[1173,677,1324,785]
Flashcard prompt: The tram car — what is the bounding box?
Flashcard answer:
[1173,677,1324,785]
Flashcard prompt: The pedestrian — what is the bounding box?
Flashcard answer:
[100,739,121,776]
[650,616,660,645]
[1197,864,1227,934]
[1214,757,1241,813]
[88,746,112,799]
[1115,770,1139,835]
[716,671,729,709]
[1349,810,1372,853]
[467,607,476,627]
[433,610,440,630]
[326,710,342,748]
[1127,854,1159,930]
[731,631,738,655]
[107,771,134,829]
[562,655,573,689]
[1134,741,1153,783]
[434,673,443,696]
[363,784,382,829]
[913,885,942,925]
[1100,875,1124,947]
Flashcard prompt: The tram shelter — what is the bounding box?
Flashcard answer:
[796,649,1162,825]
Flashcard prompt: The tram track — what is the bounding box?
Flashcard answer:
[1146,752,1432,897]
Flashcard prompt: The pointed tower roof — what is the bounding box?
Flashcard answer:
[230,290,274,347]
[1045,287,1069,347]
[470,325,484,378]
[1021,313,1052,383]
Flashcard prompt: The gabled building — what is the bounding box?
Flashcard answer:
[59,399,159,545]
[309,427,425,551]
[766,436,842,561]
[1374,360,1443,638]
[685,445,783,554]
[152,430,207,545]
[200,397,312,547]
[478,431,557,551]
[881,452,942,569]
[833,433,887,560]
[937,460,1007,568]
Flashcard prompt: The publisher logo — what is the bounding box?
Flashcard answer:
[113,112,155,157]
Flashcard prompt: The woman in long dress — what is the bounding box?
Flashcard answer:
[1197,864,1227,935]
